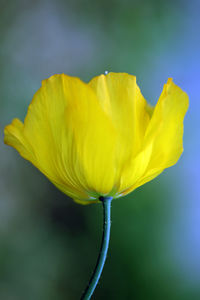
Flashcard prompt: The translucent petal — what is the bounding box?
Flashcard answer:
[89,72,152,189]
[4,74,117,202]
[121,79,189,195]
[144,79,189,169]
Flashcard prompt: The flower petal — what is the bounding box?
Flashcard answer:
[62,77,118,196]
[89,72,152,190]
[4,74,117,202]
[144,79,189,168]
[4,118,37,164]
[121,78,189,195]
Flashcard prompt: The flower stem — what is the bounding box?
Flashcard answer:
[81,196,112,300]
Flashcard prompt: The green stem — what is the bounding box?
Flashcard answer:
[81,196,112,300]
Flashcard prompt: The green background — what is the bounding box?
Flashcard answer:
[0,0,199,299]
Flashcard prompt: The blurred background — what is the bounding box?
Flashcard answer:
[0,0,199,299]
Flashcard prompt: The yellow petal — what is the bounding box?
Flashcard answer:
[4,74,117,203]
[144,79,189,168]
[121,78,189,195]
[73,197,98,205]
[89,73,152,151]
[4,118,37,164]
[62,76,117,196]
[118,141,154,195]
[89,72,152,190]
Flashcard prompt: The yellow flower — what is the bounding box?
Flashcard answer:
[4,73,189,204]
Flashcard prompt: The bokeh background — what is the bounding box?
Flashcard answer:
[0,0,199,299]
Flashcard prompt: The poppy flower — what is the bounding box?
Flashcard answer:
[4,72,189,204]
